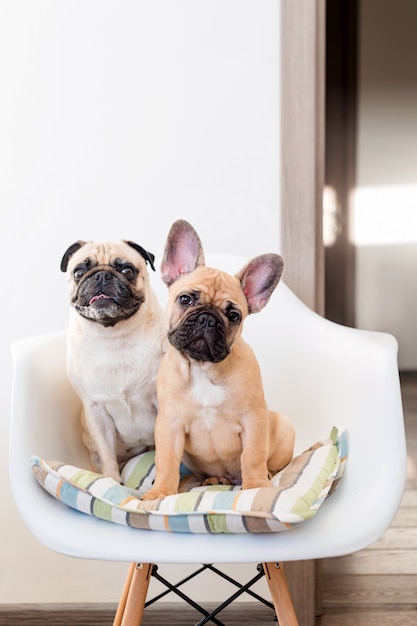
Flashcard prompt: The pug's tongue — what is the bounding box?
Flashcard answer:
[89,294,111,305]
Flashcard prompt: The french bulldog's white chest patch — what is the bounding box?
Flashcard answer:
[190,366,225,431]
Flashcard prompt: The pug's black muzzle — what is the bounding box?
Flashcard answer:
[74,268,144,327]
[168,306,230,363]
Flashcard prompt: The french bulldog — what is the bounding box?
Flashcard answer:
[141,220,294,500]
[61,239,166,482]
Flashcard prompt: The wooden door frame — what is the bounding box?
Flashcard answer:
[280,1,325,624]
[281,0,325,316]
[324,0,358,326]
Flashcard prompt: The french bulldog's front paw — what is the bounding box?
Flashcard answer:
[140,487,176,501]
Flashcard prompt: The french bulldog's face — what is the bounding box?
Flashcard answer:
[61,240,155,327]
[166,266,248,363]
[160,219,284,363]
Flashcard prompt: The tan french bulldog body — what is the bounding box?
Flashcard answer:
[61,240,166,482]
[142,220,294,500]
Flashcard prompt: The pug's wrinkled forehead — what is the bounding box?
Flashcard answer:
[61,240,156,274]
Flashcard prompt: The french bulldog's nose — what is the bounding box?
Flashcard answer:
[197,311,217,329]
[95,270,113,286]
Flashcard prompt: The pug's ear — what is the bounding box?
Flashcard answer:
[125,241,156,271]
[236,254,284,314]
[60,241,86,272]
[161,220,205,286]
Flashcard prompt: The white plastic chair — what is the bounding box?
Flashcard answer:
[9,254,407,626]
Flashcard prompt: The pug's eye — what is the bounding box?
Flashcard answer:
[179,294,194,307]
[74,267,86,281]
[227,309,241,323]
[121,266,135,280]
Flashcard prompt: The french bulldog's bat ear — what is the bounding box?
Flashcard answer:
[161,219,205,286]
[125,241,156,271]
[236,254,284,314]
[60,241,86,272]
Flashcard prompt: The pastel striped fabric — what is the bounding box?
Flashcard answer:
[31,426,347,534]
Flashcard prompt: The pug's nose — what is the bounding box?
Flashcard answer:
[95,271,113,286]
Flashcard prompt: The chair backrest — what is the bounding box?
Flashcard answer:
[10,330,88,467]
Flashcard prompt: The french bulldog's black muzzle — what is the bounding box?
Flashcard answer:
[168,306,230,363]
[74,267,144,327]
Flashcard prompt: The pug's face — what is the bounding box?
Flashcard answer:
[61,240,155,327]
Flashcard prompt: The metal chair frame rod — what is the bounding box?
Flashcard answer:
[204,564,275,609]
[148,563,275,626]
[145,564,209,606]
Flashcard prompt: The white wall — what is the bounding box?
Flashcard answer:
[0,1,281,604]
[355,0,417,369]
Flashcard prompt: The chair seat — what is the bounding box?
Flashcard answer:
[30,426,347,535]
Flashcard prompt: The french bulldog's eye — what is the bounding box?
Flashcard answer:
[227,310,241,323]
[179,294,194,307]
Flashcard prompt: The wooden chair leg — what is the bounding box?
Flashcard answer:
[113,562,153,626]
[262,562,299,626]
[113,563,136,626]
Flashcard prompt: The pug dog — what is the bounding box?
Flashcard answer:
[61,239,166,482]
[141,220,294,500]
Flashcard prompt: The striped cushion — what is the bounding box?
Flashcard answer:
[31,426,347,534]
